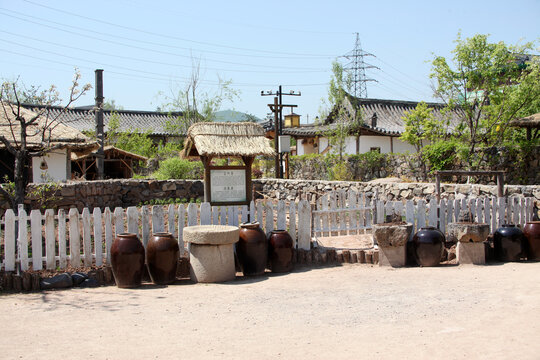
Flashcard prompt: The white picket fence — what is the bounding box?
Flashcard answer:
[313,190,535,240]
[0,200,312,272]
[377,196,535,237]
[0,194,536,272]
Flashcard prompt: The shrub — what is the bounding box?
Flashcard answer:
[152,158,204,180]
[422,140,458,172]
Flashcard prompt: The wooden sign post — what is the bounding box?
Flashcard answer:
[202,155,254,206]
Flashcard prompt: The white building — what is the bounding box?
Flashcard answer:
[279,96,457,156]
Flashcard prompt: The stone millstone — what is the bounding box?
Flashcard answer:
[447,223,490,243]
[372,223,413,248]
[183,225,239,245]
[184,225,240,283]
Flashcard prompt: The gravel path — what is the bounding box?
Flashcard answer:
[1,262,539,359]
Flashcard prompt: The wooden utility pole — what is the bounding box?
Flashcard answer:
[261,86,301,178]
[95,69,105,180]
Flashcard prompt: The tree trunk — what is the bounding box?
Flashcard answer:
[13,149,28,208]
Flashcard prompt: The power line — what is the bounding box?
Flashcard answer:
[0,11,331,72]
[21,0,336,58]
[0,8,335,61]
[0,48,329,88]
[0,30,328,74]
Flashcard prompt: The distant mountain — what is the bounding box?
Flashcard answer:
[213,110,262,123]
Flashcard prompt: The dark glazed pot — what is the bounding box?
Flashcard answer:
[238,222,268,276]
[412,227,445,267]
[268,230,293,273]
[146,232,180,285]
[523,221,540,260]
[494,224,524,262]
[111,233,145,288]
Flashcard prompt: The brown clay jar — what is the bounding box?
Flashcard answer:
[523,221,540,260]
[238,222,268,276]
[110,233,145,288]
[268,230,293,273]
[146,232,180,285]
[412,227,444,267]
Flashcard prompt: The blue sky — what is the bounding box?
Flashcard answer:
[1,0,538,123]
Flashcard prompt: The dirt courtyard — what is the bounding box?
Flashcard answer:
[1,262,539,360]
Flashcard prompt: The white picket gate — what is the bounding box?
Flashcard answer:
[313,190,375,237]
[0,200,312,272]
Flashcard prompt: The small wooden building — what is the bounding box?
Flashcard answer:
[71,145,148,180]
[182,122,275,205]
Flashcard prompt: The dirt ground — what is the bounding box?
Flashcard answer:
[1,262,540,360]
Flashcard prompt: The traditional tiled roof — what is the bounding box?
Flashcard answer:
[271,97,461,137]
[24,104,184,136]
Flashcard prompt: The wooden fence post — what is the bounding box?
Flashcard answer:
[297,200,311,250]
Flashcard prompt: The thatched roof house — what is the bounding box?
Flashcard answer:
[182,122,275,158]
[0,104,93,150]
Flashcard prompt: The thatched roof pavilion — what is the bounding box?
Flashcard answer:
[510,112,540,140]
[182,122,275,205]
[182,122,275,158]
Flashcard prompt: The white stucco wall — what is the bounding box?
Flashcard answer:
[358,136,391,153]
[296,135,419,156]
[392,138,418,154]
[32,149,68,183]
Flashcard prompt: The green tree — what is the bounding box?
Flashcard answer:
[400,101,451,178]
[319,61,361,162]
[431,33,540,169]
[0,71,91,208]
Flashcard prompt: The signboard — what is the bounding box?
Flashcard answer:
[210,169,247,203]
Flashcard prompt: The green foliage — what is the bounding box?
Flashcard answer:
[152,158,204,180]
[350,150,388,170]
[290,151,388,181]
[400,102,448,152]
[106,112,183,174]
[431,33,540,169]
[328,162,351,181]
[115,129,156,158]
[139,197,201,206]
[421,140,460,172]
[318,61,361,160]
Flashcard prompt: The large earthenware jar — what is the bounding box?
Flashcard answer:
[146,232,180,285]
[268,230,293,273]
[238,222,268,276]
[523,221,540,260]
[412,227,445,267]
[110,233,145,288]
[493,224,524,262]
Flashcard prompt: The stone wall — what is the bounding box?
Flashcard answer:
[16,179,205,213]
[1,177,538,215]
[289,146,540,185]
[253,179,540,209]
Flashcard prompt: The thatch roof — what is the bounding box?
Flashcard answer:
[71,145,147,162]
[0,103,94,150]
[182,122,275,158]
[510,113,540,128]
